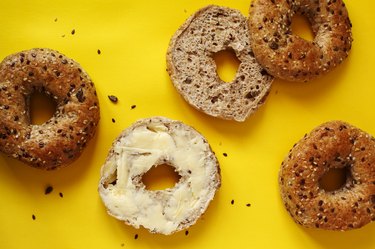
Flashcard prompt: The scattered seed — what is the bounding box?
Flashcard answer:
[45,185,53,195]
[71,29,76,35]
[131,105,136,109]
[134,234,138,240]
[97,49,101,55]
[112,118,116,123]
[223,153,228,157]
[32,214,36,220]
[54,18,58,22]
[59,192,64,198]
[185,230,189,236]
[231,199,234,205]
[108,95,118,103]
[246,203,251,207]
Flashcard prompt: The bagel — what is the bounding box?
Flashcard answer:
[98,117,221,235]
[279,121,375,230]
[248,0,353,82]
[0,48,100,170]
[167,5,274,122]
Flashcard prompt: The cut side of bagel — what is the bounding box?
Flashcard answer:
[167,5,274,122]
[99,117,221,235]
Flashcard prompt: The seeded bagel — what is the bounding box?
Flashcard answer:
[167,5,273,122]
[248,0,352,82]
[279,121,375,230]
[0,48,100,170]
[99,117,221,235]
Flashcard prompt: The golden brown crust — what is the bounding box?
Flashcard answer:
[0,48,100,170]
[279,121,375,230]
[248,0,352,82]
[167,5,273,122]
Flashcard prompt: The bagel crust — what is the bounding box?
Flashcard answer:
[0,48,100,170]
[99,117,221,235]
[167,5,273,122]
[249,0,353,82]
[279,121,375,230]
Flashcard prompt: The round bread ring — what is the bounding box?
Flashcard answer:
[248,0,353,82]
[279,121,375,230]
[0,48,100,170]
[98,117,221,235]
[167,5,273,122]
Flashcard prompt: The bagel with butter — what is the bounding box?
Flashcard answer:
[99,117,221,235]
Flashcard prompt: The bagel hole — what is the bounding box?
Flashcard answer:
[319,167,350,192]
[142,163,181,191]
[30,91,57,125]
[291,14,314,41]
[212,48,241,83]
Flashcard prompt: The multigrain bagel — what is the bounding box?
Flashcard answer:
[279,121,375,230]
[167,5,274,122]
[248,0,353,82]
[0,48,100,170]
[99,117,221,235]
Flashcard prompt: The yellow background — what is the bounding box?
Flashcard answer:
[1,0,375,248]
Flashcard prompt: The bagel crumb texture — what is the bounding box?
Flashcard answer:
[249,0,353,82]
[0,48,100,170]
[279,121,375,230]
[99,117,221,235]
[167,5,273,122]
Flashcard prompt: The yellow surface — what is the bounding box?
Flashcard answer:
[0,0,375,248]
